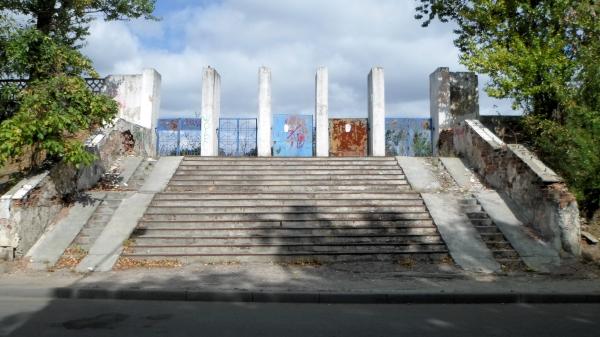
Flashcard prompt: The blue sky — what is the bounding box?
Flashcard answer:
[83,0,516,119]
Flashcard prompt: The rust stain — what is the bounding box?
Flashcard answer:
[329,119,368,156]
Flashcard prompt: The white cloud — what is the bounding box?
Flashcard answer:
[83,0,518,119]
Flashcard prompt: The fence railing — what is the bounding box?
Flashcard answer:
[0,77,107,121]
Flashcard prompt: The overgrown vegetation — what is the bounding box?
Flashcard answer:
[0,0,156,170]
[415,0,600,217]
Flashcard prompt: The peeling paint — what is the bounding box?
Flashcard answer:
[329,119,368,157]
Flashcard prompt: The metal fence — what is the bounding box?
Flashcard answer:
[156,118,202,156]
[0,78,107,121]
[218,118,257,157]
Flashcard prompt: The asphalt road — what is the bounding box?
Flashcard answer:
[1,296,599,337]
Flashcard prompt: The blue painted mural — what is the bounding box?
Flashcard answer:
[156,118,201,156]
[385,118,432,157]
[272,114,313,157]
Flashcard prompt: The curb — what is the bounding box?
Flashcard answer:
[45,288,600,304]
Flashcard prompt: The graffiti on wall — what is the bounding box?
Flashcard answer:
[329,118,368,157]
[156,118,202,156]
[272,114,313,157]
[385,118,432,156]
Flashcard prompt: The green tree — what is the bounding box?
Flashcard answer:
[0,1,156,168]
[415,0,600,215]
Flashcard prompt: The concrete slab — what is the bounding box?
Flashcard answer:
[422,192,501,273]
[119,156,143,186]
[440,157,476,190]
[25,193,105,270]
[475,190,561,273]
[396,157,441,192]
[75,192,155,272]
[139,156,183,193]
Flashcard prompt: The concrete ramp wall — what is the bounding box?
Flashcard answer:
[453,119,580,255]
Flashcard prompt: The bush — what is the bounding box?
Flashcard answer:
[523,108,600,217]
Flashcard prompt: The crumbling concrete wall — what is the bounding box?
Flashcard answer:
[0,118,151,260]
[430,67,479,156]
[104,68,161,157]
[454,119,581,255]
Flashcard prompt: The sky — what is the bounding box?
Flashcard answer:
[82,0,517,119]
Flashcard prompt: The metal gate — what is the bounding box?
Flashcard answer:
[329,118,368,157]
[385,118,432,156]
[218,118,257,156]
[272,114,313,157]
[156,118,201,156]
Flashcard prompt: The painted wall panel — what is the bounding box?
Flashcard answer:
[272,115,313,157]
[329,118,368,157]
[385,118,432,156]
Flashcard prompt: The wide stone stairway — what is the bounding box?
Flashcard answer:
[122,157,450,263]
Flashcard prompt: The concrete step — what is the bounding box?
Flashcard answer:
[153,192,422,200]
[131,235,445,246]
[88,214,112,222]
[165,185,412,193]
[472,224,500,233]
[137,219,436,229]
[142,212,432,222]
[478,233,506,241]
[121,252,451,264]
[492,250,521,259]
[168,179,409,186]
[496,258,526,269]
[459,198,478,206]
[484,241,514,251]
[150,199,425,207]
[466,212,489,220]
[174,170,404,176]
[181,157,397,163]
[469,219,494,226]
[460,205,483,213]
[133,226,440,237]
[177,165,400,170]
[144,205,428,214]
[125,243,448,255]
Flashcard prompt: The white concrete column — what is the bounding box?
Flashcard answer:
[257,67,272,157]
[315,67,329,157]
[368,67,385,156]
[429,67,451,156]
[141,68,162,157]
[200,67,221,156]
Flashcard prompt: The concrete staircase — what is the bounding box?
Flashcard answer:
[122,157,450,263]
[461,196,525,271]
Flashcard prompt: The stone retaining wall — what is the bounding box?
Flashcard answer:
[453,119,580,255]
[0,118,150,260]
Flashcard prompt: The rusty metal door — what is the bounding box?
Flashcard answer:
[329,118,368,157]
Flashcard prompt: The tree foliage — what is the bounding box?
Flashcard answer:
[415,0,600,215]
[0,0,155,169]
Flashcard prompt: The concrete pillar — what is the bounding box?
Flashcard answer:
[430,67,451,156]
[315,67,329,157]
[257,67,272,157]
[430,67,479,156]
[200,67,221,156]
[368,67,385,156]
[141,69,162,132]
